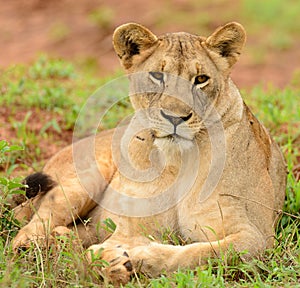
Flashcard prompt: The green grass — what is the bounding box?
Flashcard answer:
[243,85,300,145]
[0,55,128,172]
[241,0,300,50]
[0,58,299,287]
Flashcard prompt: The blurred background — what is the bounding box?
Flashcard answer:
[1,0,300,88]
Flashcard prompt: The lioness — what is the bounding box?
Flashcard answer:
[12,22,286,285]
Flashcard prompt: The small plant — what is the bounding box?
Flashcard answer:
[0,140,24,240]
[101,218,117,234]
[29,55,75,80]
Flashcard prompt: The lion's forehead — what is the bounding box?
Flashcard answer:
[144,33,213,77]
[157,33,206,58]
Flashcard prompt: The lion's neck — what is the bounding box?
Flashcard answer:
[218,79,244,130]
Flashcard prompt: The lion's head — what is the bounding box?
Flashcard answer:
[113,22,246,150]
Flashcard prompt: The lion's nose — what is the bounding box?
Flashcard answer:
[160,110,192,126]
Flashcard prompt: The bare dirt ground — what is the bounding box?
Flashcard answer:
[0,0,299,175]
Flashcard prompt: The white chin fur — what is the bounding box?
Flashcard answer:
[154,136,194,163]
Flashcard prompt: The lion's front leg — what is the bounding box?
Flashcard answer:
[129,228,266,277]
[86,228,264,284]
[85,218,266,284]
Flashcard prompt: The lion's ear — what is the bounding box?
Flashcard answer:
[113,23,158,69]
[205,22,246,67]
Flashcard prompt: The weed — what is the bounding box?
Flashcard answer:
[29,55,75,80]
[101,218,117,234]
[0,141,24,241]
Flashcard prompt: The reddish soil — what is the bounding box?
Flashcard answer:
[0,106,73,173]
[0,0,299,174]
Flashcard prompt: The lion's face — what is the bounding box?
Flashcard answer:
[113,23,246,148]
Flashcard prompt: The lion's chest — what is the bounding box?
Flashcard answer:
[177,194,225,242]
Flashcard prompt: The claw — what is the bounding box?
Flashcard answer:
[124,260,133,272]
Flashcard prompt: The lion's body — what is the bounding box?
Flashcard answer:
[13,22,286,284]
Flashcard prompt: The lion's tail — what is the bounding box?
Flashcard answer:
[23,172,56,198]
[9,172,57,208]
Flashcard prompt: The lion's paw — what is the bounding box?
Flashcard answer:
[12,221,57,251]
[88,245,134,285]
[13,222,48,251]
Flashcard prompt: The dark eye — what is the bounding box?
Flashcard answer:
[149,71,164,82]
[194,75,210,86]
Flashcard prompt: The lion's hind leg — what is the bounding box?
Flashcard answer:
[12,173,96,251]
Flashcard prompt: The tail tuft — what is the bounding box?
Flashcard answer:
[23,172,57,198]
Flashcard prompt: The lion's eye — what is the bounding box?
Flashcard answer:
[194,75,210,87]
[149,71,164,83]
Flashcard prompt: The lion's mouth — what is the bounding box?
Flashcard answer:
[162,134,184,140]
[153,132,195,151]
[153,131,193,142]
